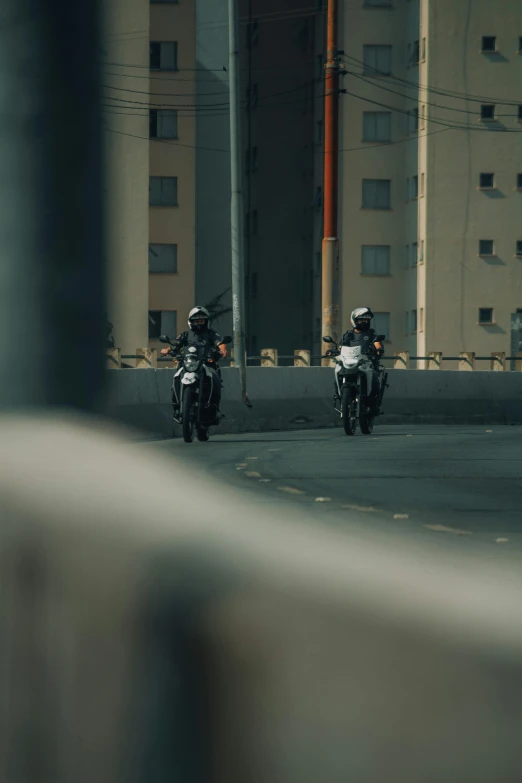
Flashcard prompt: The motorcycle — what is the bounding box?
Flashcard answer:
[323,334,389,436]
[159,334,232,443]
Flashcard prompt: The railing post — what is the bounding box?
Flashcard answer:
[261,348,278,367]
[427,352,442,370]
[490,352,505,371]
[459,352,475,371]
[106,347,121,370]
[294,350,311,367]
[136,348,157,369]
[393,351,410,370]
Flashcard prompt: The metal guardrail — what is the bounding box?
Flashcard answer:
[111,351,522,370]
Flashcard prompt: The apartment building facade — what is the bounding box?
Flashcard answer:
[336,0,522,363]
[148,0,196,351]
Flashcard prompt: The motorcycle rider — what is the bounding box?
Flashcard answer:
[160,306,227,424]
[328,307,384,414]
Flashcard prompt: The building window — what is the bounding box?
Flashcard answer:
[421,37,426,61]
[247,20,259,48]
[364,0,392,6]
[411,242,418,266]
[419,307,424,332]
[481,36,497,53]
[149,176,178,206]
[517,173,522,189]
[479,239,494,256]
[516,241,522,257]
[150,42,178,71]
[363,44,392,76]
[411,309,418,332]
[245,146,258,172]
[420,172,425,196]
[411,175,418,199]
[148,310,177,340]
[408,108,419,133]
[149,109,178,139]
[362,179,391,209]
[363,111,392,141]
[518,105,522,121]
[148,244,178,273]
[518,37,522,53]
[373,312,390,340]
[420,104,426,129]
[479,172,495,189]
[361,245,391,275]
[247,83,258,107]
[478,308,493,325]
[251,272,258,299]
[419,239,425,263]
[480,104,495,121]
[408,40,420,66]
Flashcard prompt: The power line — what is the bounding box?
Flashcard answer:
[104,125,228,152]
[341,54,522,106]
[104,118,452,156]
[340,87,522,133]
[102,80,322,113]
[346,70,518,118]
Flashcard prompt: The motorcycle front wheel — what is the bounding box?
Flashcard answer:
[341,386,357,436]
[359,411,374,435]
[182,386,195,443]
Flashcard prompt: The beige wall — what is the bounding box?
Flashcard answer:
[419,0,522,362]
[148,0,196,350]
[104,0,150,355]
[338,0,419,354]
[338,0,522,362]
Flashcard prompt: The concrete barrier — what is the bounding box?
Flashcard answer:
[105,367,522,437]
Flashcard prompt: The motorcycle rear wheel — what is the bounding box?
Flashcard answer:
[182,386,195,443]
[341,387,357,436]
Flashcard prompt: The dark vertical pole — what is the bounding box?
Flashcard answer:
[0,0,105,411]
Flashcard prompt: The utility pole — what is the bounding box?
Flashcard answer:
[228,0,250,406]
[321,0,340,360]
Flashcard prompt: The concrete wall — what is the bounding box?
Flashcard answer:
[105,367,522,437]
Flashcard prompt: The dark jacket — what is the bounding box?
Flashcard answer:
[341,328,384,359]
[171,327,223,359]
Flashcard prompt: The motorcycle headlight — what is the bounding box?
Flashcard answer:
[184,357,199,371]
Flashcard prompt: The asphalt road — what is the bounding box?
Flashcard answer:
[147,425,522,565]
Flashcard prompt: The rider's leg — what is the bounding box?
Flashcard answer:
[171,374,181,417]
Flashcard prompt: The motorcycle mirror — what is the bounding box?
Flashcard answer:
[158,335,170,344]
[322,336,334,343]
[219,336,232,345]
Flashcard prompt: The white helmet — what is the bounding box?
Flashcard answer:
[350,307,374,329]
[188,306,210,332]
